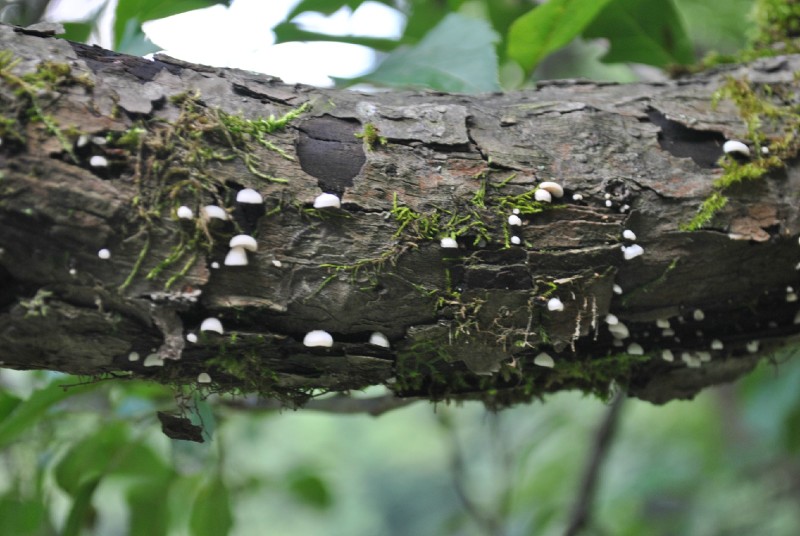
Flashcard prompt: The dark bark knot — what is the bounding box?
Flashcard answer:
[295,116,366,196]
[648,108,726,168]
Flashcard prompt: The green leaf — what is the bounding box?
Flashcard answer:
[62,478,100,536]
[0,496,48,535]
[272,22,400,52]
[60,22,94,44]
[0,378,99,449]
[583,0,695,67]
[189,476,233,536]
[116,18,160,56]
[287,469,333,510]
[506,0,614,73]
[113,0,228,51]
[350,13,500,93]
[287,0,380,19]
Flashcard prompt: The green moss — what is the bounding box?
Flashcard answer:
[355,122,387,149]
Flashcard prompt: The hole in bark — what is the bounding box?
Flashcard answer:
[296,116,365,197]
[647,108,725,168]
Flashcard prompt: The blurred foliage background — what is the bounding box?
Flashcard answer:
[2,0,800,534]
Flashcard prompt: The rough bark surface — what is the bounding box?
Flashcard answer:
[1,24,799,408]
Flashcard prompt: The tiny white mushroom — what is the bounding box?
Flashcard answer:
[510,236,521,245]
[605,313,619,325]
[655,318,670,329]
[533,352,555,368]
[202,205,228,221]
[787,292,798,303]
[369,331,390,348]
[197,372,212,384]
[661,329,676,337]
[547,297,564,312]
[512,208,520,215]
[761,146,770,155]
[69,268,77,276]
[534,189,552,203]
[613,284,623,295]
[236,188,263,204]
[661,349,674,362]
[697,351,712,362]
[682,352,701,368]
[622,229,637,241]
[272,259,282,268]
[538,181,564,198]
[508,214,522,226]
[622,244,644,260]
[723,140,750,157]
[711,339,724,350]
[619,204,630,213]
[746,340,759,353]
[627,342,644,355]
[98,248,111,260]
[211,261,220,269]
[229,235,258,252]
[304,330,333,347]
[76,134,90,147]
[128,351,140,362]
[605,200,613,207]
[440,237,458,249]
[572,193,583,201]
[200,317,224,335]
[314,193,341,209]
[143,354,164,367]
[177,206,194,219]
[608,321,630,339]
[89,155,108,167]
[186,333,198,343]
[224,246,249,266]
[693,309,705,321]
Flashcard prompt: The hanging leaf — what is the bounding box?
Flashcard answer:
[189,476,233,536]
[584,0,695,67]
[348,13,500,93]
[506,0,614,73]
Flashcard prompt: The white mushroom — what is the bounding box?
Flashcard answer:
[177,206,193,219]
[314,193,341,209]
[547,297,564,312]
[538,181,564,198]
[89,155,108,167]
[200,317,224,335]
[304,330,333,347]
[508,214,522,226]
[534,352,555,368]
[236,188,263,204]
[197,372,212,384]
[572,193,583,201]
[627,342,644,355]
[605,313,619,325]
[534,189,552,203]
[128,351,140,362]
[143,354,164,367]
[622,229,636,241]
[622,244,644,260]
[229,235,258,251]
[186,333,198,343]
[693,309,705,321]
[655,318,670,329]
[613,284,623,295]
[746,340,759,353]
[723,140,750,158]
[202,205,228,221]
[224,247,249,266]
[510,236,521,245]
[710,339,723,350]
[608,321,630,339]
[97,248,111,260]
[661,349,674,362]
[369,332,390,348]
[440,237,458,249]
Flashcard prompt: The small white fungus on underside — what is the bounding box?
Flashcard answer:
[314,193,341,209]
[627,342,644,355]
[128,351,140,362]
[186,333,198,343]
[510,236,521,245]
[224,246,248,266]
[613,284,623,295]
[682,352,701,368]
[512,208,520,215]
[622,244,644,260]
[661,349,674,362]
[605,313,619,325]
[200,317,224,335]
[143,354,164,367]
[622,229,636,241]
[762,146,770,155]
[572,193,583,201]
[534,189,552,203]
[787,292,798,303]
[697,351,712,362]
[693,309,705,321]
[272,259,282,267]
[605,200,613,207]
[440,237,458,249]
[236,188,263,204]
[229,235,258,251]
[89,155,108,167]
[656,318,670,329]
[197,373,212,384]
[661,328,675,337]
[746,340,759,353]
[547,297,564,312]
[369,331,390,348]
[508,214,522,226]
[538,181,564,198]
[723,140,750,157]
[211,262,220,269]
[533,352,555,368]
[98,248,111,260]
[177,206,193,219]
[608,321,629,339]
[69,268,77,276]
[304,330,333,347]
[202,205,228,221]
[619,204,630,213]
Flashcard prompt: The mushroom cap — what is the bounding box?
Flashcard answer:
[236,188,263,204]
[202,205,228,220]
[143,353,164,367]
[224,246,249,266]
[622,244,644,260]
[200,317,224,334]
[303,329,333,347]
[369,331,390,348]
[661,349,674,362]
[440,237,458,249]
[534,189,552,203]
[177,206,194,219]
[510,236,521,245]
[627,342,644,355]
[538,181,564,198]
[89,155,108,167]
[547,297,564,311]
[508,214,522,226]
[313,193,341,209]
[534,352,555,368]
[723,140,750,157]
[197,372,212,384]
[97,248,111,260]
[229,234,258,251]
[608,321,630,339]
[622,229,636,241]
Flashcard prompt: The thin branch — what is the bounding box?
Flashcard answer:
[564,393,626,536]
[221,393,420,416]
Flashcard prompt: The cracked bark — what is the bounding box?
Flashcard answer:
[2,23,799,408]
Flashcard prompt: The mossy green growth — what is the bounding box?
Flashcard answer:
[355,122,387,150]
[682,76,800,231]
[750,0,800,51]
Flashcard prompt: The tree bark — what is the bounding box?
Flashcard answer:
[1,23,799,408]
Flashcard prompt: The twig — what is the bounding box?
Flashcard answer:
[564,393,626,536]
[222,393,420,417]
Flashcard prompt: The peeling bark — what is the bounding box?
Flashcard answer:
[1,24,799,408]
